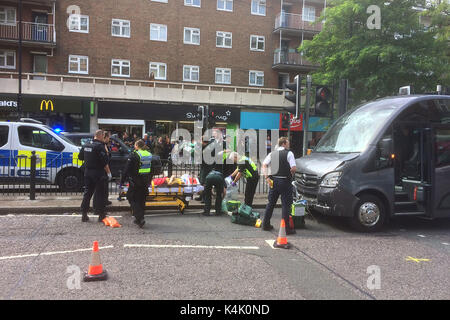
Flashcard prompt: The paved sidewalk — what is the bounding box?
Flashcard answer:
[0,193,276,214]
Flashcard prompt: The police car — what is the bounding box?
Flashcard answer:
[0,118,84,191]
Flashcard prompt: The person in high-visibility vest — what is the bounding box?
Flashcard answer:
[229,152,259,207]
[120,139,152,228]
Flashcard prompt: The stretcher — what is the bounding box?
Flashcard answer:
[118,175,204,214]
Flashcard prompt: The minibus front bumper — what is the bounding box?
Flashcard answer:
[299,186,359,217]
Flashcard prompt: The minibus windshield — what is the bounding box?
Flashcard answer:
[315,100,402,153]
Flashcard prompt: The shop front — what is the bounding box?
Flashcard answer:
[97,101,240,141]
[0,94,91,132]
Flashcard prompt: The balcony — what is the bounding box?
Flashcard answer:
[274,13,322,35]
[0,22,56,47]
[273,51,319,71]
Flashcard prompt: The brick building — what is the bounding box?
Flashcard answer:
[0,0,325,142]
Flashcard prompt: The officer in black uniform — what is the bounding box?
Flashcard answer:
[79,130,110,222]
[261,137,297,234]
[120,139,152,228]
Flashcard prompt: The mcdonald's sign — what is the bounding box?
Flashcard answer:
[40,99,54,111]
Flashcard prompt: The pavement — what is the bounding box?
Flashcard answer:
[0,193,277,215]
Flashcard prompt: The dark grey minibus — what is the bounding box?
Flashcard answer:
[295,95,450,232]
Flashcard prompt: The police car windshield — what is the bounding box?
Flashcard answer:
[314,99,401,153]
[48,127,77,146]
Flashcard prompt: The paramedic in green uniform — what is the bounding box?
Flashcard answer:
[229,152,259,207]
[120,139,152,228]
[202,170,227,216]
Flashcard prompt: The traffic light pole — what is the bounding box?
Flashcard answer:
[302,75,312,157]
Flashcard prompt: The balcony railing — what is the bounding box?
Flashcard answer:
[0,22,55,44]
[274,51,317,68]
[275,13,322,33]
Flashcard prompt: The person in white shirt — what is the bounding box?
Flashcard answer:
[261,137,297,234]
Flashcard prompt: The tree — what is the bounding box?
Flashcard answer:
[300,0,450,105]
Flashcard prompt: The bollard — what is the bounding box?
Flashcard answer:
[30,151,36,200]
[168,159,173,177]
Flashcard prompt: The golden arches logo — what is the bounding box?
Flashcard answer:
[40,100,54,111]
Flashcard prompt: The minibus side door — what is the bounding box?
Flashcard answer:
[432,124,450,218]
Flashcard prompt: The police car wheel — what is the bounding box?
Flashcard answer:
[351,194,386,233]
[58,169,83,192]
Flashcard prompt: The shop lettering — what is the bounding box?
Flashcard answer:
[186,112,195,119]
[0,100,18,108]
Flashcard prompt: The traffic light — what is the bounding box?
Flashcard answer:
[281,113,290,129]
[284,75,300,119]
[196,105,205,121]
[208,110,216,128]
[315,86,332,116]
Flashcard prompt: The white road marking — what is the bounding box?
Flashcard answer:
[265,240,276,249]
[417,234,426,238]
[442,242,449,246]
[0,246,114,261]
[124,244,259,250]
[0,214,123,218]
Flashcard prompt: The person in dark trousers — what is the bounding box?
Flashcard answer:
[79,130,110,222]
[93,131,112,212]
[202,170,226,216]
[120,139,152,228]
[261,137,297,234]
[229,152,259,207]
[196,136,214,202]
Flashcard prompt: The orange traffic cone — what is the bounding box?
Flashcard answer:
[83,241,108,282]
[289,215,295,230]
[103,217,122,228]
[274,219,291,249]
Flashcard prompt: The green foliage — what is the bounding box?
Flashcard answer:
[301,0,450,105]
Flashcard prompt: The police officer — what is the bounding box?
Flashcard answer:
[202,169,227,216]
[79,130,110,222]
[93,131,112,211]
[120,139,152,228]
[261,137,297,234]
[228,152,259,207]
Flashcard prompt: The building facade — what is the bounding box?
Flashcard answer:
[0,0,325,140]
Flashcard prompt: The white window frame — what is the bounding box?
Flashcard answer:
[149,62,167,80]
[0,50,15,69]
[68,55,88,74]
[111,19,130,38]
[68,14,89,33]
[251,0,266,16]
[250,35,265,51]
[303,6,316,22]
[111,59,130,78]
[249,70,264,87]
[216,31,232,48]
[150,23,167,42]
[151,0,168,3]
[184,0,201,7]
[217,0,233,12]
[183,65,199,82]
[215,68,231,85]
[184,27,200,45]
[0,6,16,25]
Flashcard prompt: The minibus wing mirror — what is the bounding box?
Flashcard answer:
[379,137,393,159]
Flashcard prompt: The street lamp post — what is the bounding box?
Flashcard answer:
[17,0,23,119]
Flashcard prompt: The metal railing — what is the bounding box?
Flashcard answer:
[0,22,55,43]
[274,12,322,33]
[0,155,269,199]
[273,51,317,67]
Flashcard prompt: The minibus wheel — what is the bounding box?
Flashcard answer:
[351,194,386,232]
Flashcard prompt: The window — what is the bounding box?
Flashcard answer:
[185,0,201,7]
[436,129,450,168]
[184,27,200,45]
[183,65,199,82]
[149,62,167,80]
[250,35,265,51]
[0,7,16,25]
[18,126,64,152]
[0,50,15,69]
[150,24,167,41]
[215,68,231,84]
[217,0,233,11]
[68,55,88,74]
[111,59,130,77]
[251,0,266,16]
[0,125,8,148]
[216,31,232,48]
[303,6,316,22]
[68,14,89,33]
[112,19,130,38]
[249,70,264,86]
